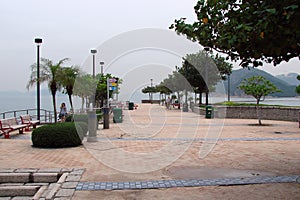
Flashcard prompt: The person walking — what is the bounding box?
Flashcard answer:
[166,97,171,110]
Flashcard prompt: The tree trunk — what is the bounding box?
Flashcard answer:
[256,99,262,125]
[177,91,181,109]
[81,97,85,112]
[52,93,57,123]
[199,93,202,106]
[205,92,209,105]
[68,94,73,112]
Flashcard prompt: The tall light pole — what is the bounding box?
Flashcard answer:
[91,49,97,78]
[34,38,42,121]
[100,61,104,75]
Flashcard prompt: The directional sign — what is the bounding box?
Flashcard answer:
[109,78,118,91]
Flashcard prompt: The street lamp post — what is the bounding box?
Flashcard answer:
[91,49,97,78]
[34,38,42,122]
[100,61,104,76]
[88,49,98,142]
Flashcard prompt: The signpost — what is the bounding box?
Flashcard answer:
[103,77,119,129]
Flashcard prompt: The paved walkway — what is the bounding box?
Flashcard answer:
[0,104,300,199]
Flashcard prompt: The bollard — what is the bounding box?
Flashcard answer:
[87,110,97,142]
[103,107,110,129]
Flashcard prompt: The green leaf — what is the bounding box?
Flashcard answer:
[284,5,298,10]
[266,8,276,14]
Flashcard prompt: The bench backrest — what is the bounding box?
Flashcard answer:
[20,115,31,123]
[0,118,18,128]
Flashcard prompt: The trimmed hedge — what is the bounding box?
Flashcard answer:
[66,112,102,123]
[66,114,88,123]
[75,121,88,137]
[32,122,85,148]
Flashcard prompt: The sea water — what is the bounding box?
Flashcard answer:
[0,94,299,114]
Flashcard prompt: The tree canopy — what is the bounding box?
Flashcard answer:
[170,0,300,67]
[238,75,280,125]
[238,76,280,105]
[27,58,70,123]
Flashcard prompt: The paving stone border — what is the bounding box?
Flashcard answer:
[0,168,85,200]
[76,175,300,191]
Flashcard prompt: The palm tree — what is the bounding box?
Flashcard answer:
[27,57,69,123]
[73,74,96,111]
[61,66,80,112]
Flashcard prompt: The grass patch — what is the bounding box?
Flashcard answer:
[214,101,299,107]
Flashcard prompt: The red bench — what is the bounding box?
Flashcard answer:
[0,118,27,139]
[20,115,39,131]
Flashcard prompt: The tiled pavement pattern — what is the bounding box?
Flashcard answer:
[0,168,84,200]
[12,134,300,142]
[76,175,300,191]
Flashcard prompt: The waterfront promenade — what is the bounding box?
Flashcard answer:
[0,104,299,199]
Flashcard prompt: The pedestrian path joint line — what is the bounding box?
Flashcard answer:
[76,175,300,191]
[96,137,300,142]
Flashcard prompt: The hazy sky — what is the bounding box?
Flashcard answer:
[0,0,299,93]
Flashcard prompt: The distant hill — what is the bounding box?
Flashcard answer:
[276,73,299,86]
[219,68,298,97]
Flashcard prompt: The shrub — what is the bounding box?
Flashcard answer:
[96,110,103,121]
[65,115,73,122]
[73,114,88,123]
[32,122,83,148]
[75,121,88,137]
[68,112,102,124]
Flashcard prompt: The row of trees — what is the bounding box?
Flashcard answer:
[142,51,233,106]
[27,58,119,123]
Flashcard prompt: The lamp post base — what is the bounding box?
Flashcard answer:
[87,136,98,142]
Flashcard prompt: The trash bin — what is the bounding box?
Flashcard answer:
[129,102,134,110]
[112,108,122,123]
[205,106,214,118]
[182,103,188,112]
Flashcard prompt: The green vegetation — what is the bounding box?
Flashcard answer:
[27,58,121,118]
[239,76,280,105]
[155,51,232,106]
[32,122,85,148]
[170,1,300,67]
[75,121,88,137]
[224,68,297,97]
[238,76,280,125]
[60,66,80,111]
[214,101,289,107]
[296,75,300,95]
[27,58,70,123]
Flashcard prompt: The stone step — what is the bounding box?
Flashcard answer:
[0,186,39,196]
[0,173,59,183]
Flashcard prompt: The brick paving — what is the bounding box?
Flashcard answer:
[0,104,300,199]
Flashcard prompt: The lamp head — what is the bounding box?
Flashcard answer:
[34,38,42,44]
[91,49,97,54]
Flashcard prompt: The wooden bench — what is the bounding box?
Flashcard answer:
[0,118,27,139]
[20,115,39,131]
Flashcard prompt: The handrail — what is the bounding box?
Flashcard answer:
[0,108,54,124]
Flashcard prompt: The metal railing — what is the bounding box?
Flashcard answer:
[0,108,54,124]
